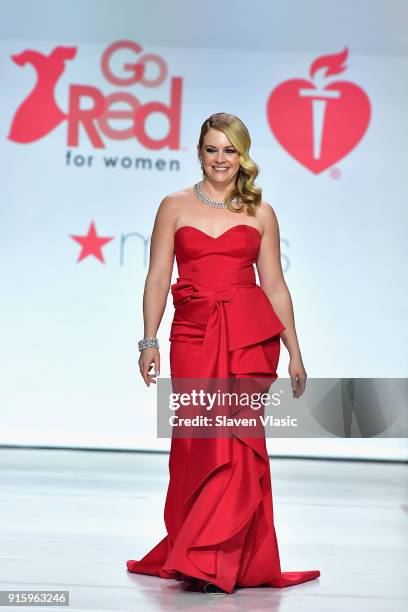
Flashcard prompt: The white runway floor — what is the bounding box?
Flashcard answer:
[0,447,407,611]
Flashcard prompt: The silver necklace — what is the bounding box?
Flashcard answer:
[193,181,240,209]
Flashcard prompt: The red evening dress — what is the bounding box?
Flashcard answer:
[126,223,320,593]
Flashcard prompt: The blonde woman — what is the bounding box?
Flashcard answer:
[126,113,320,594]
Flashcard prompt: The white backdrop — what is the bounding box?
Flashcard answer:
[1,0,407,459]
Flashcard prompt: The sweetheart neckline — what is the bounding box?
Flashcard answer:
[174,224,261,241]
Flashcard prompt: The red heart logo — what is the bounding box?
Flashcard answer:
[266,52,371,174]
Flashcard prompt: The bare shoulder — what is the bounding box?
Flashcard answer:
[162,187,193,202]
[256,200,279,235]
[159,187,193,210]
[155,188,191,223]
[155,187,192,232]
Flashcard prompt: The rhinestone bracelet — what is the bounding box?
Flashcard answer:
[138,336,159,351]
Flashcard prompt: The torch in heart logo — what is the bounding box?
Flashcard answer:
[266,47,371,174]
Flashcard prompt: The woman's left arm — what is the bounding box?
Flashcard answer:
[255,202,306,398]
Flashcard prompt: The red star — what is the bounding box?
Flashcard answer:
[70,220,114,263]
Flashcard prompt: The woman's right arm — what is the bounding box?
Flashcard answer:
[139,195,177,387]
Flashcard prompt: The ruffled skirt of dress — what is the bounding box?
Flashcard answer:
[126,328,320,593]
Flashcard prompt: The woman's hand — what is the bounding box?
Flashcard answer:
[288,354,307,399]
[139,348,160,387]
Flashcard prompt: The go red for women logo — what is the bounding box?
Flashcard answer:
[266,47,371,174]
[8,40,182,149]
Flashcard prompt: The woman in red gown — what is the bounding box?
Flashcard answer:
[127,113,320,594]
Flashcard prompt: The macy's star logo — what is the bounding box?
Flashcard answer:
[70,221,114,263]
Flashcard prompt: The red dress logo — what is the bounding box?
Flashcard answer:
[8,41,182,149]
[8,46,76,143]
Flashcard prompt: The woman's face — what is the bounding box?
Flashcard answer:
[198,128,240,183]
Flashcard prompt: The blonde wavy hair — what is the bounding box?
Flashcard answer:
[197,112,262,216]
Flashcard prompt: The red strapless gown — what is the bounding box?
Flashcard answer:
[126,224,320,593]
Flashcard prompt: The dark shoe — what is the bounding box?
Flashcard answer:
[202,581,228,594]
[183,577,229,594]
